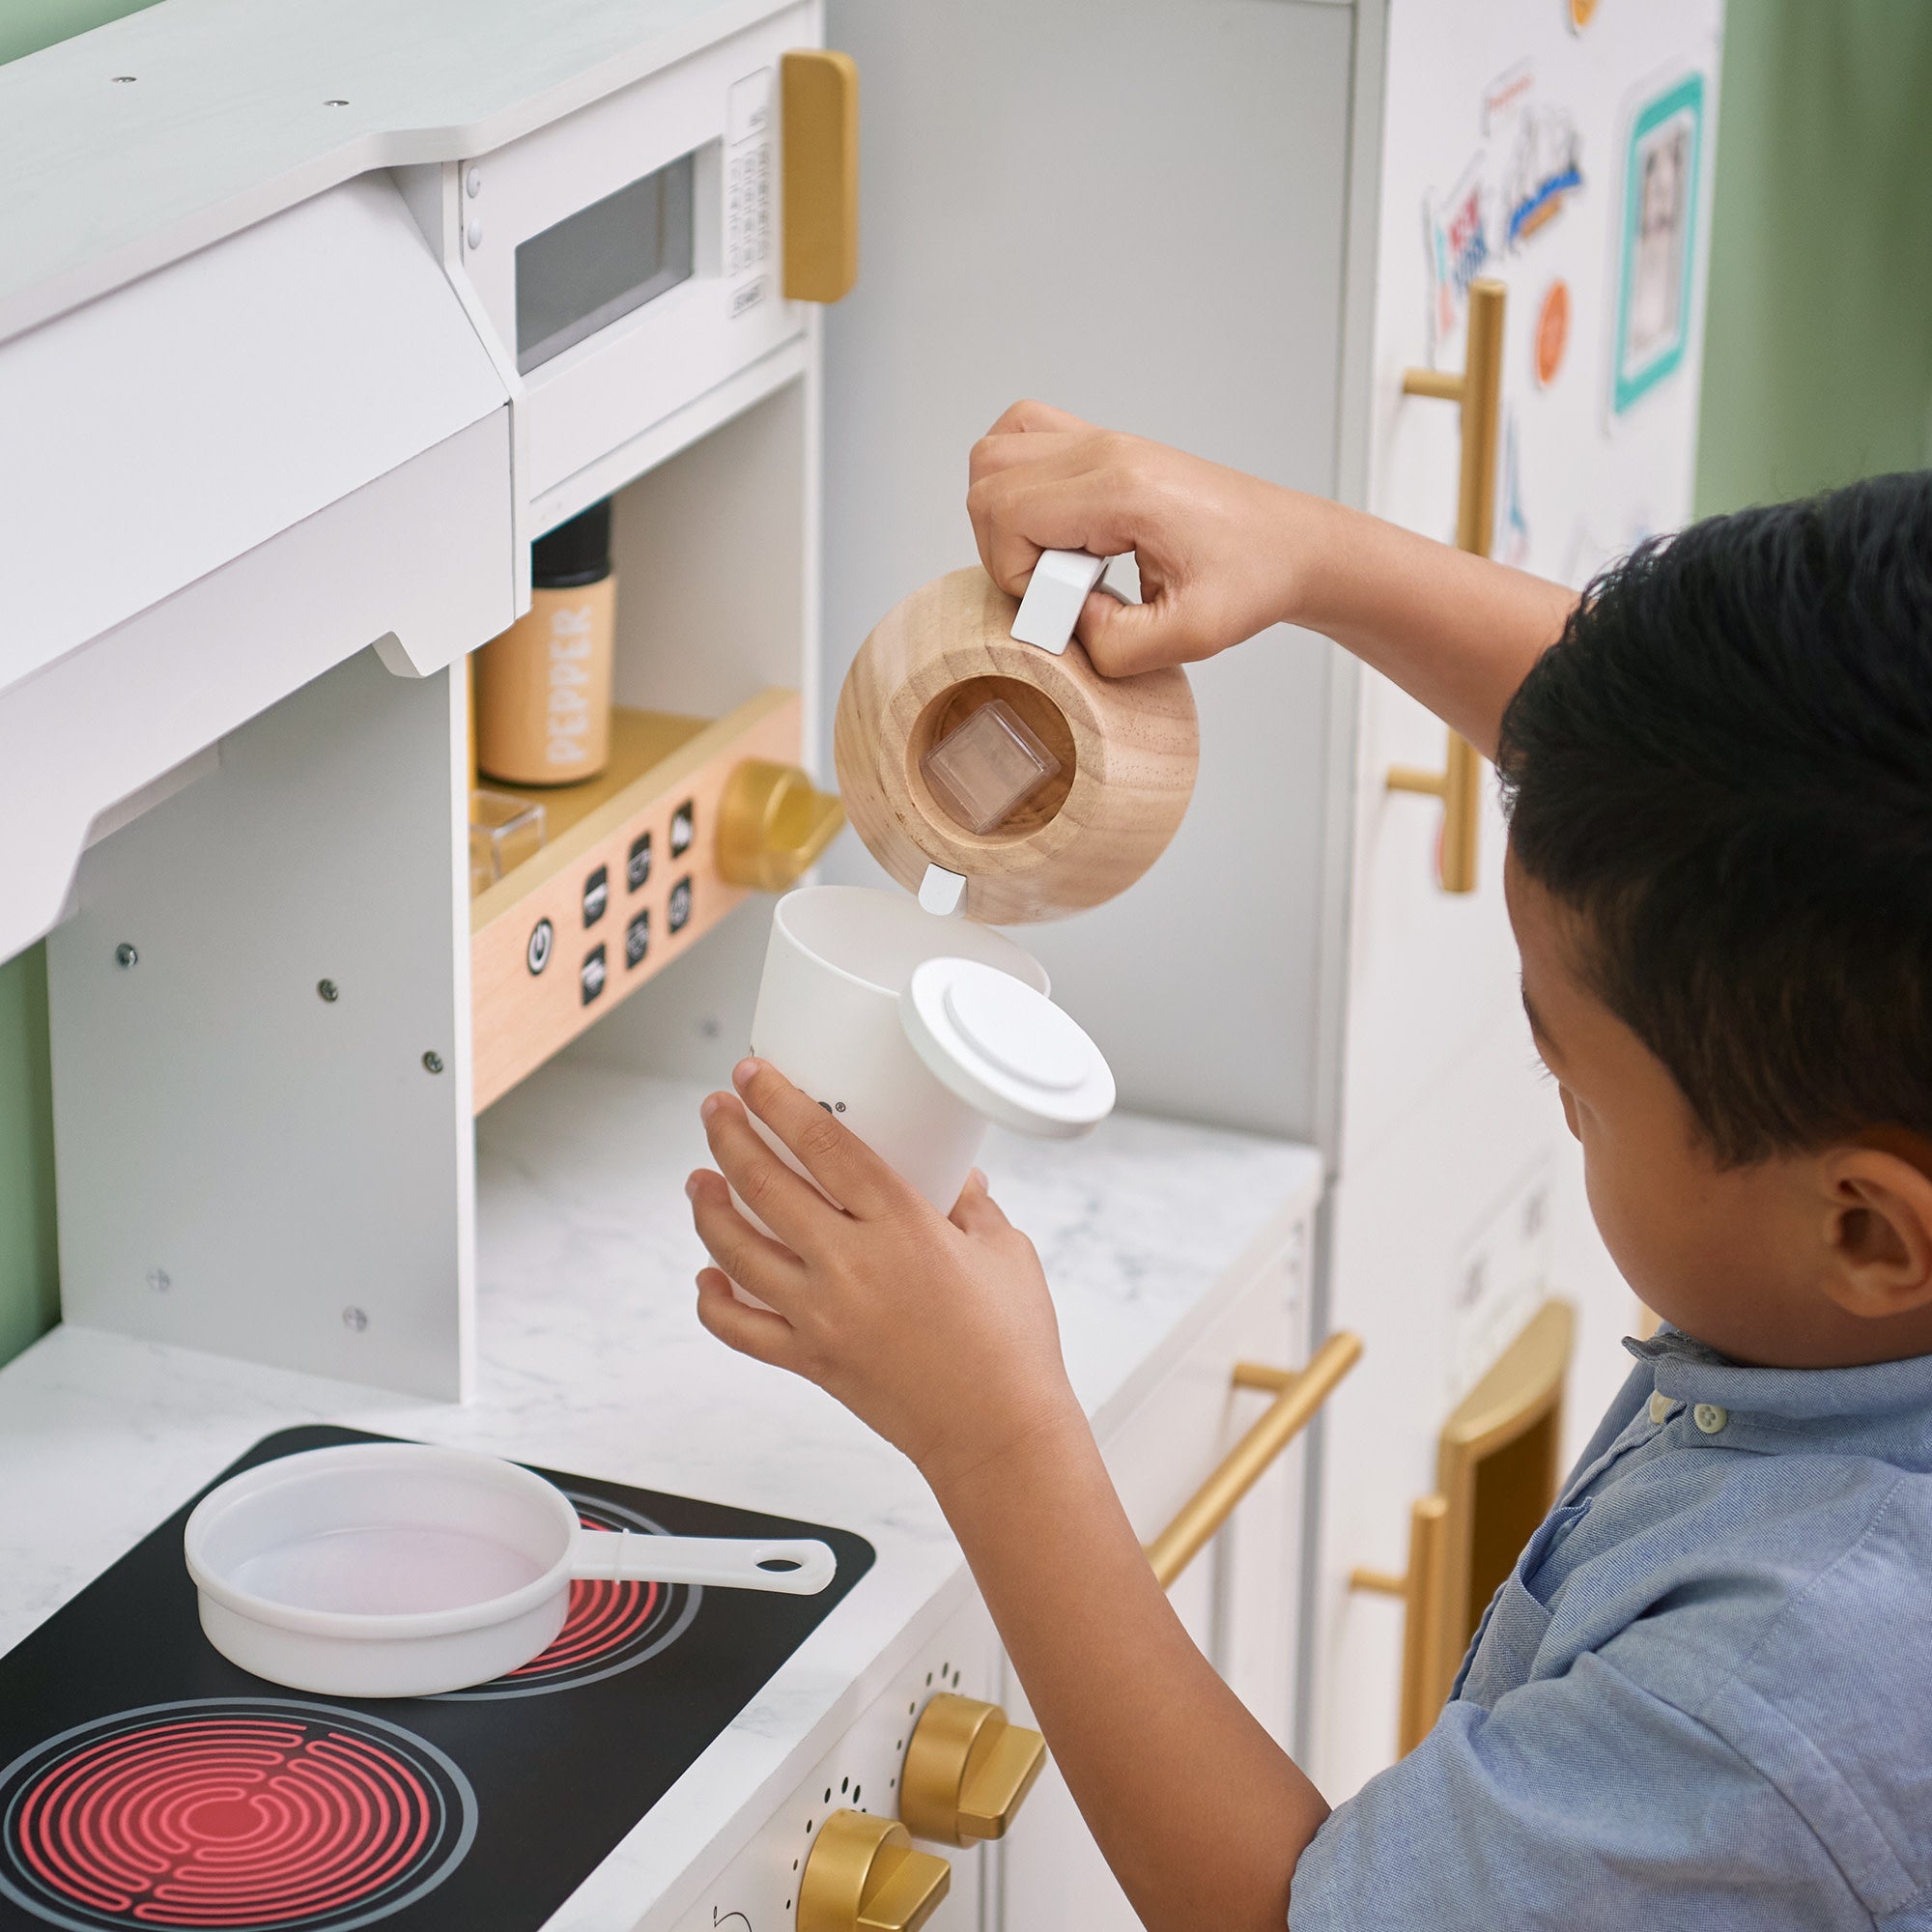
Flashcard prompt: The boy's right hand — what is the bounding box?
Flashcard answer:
[966,398,1315,676]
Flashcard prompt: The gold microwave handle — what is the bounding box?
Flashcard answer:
[1386,276,1506,895]
[1146,1331,1363,1590]
[781,49,860,302]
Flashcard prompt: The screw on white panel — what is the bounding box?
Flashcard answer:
[114,943,138,968]
[465,167,483,198]
[146,1267,170,1293]
[342,1306,369,1332]
[324,99,349,107]
[466,217,484,250]
[422,1050,445,1074]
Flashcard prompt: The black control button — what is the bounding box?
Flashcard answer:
[624,910,650,970]
[627,832,653,893]
[669,800,696,859]
[582,866,609,926]
[580,945,608,1005]
[668,876,694,934]
[526,919,554,976]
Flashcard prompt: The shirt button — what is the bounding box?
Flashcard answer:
[1648,1391,1674,1424]
[1692,1403,1729,1435]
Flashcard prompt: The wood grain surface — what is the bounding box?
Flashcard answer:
[835,568,1197,923]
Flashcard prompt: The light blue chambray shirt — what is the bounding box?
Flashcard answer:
[1290,1328,1932,1929]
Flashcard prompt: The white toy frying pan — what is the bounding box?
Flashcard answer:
[183,1442,836,1697]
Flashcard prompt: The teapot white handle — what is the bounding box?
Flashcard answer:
[1010,550,1109,655]
[571,1529,838,1594]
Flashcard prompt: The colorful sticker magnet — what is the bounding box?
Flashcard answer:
[1612,73,1705,414]
[1501,103,1583,249]
[1535,279,1571,387]
[1424,152,1491,356]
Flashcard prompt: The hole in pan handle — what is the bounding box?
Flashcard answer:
[569,1529,838,1594]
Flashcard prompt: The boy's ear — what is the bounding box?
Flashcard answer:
[1816,1134,1932,1320]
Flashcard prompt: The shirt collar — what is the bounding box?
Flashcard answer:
[1625,1326,1932,1465]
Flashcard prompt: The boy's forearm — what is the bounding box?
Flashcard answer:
[929,1403,1328,1932]
[1287,493,1577,760]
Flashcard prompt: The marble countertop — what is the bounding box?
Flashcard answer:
[0,1063,1321,1928]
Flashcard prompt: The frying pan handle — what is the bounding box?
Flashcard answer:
[571,1529,838,1595]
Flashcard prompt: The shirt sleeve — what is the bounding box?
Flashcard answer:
[1288,1651,1868,1932]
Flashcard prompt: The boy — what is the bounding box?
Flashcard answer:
[685,401,1932,1928]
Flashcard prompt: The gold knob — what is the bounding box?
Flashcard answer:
[899,1693,1047,1846]
[797,1810,950,1932]
[716,758,845,892]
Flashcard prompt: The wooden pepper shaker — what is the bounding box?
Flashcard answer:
[474,499,616,786]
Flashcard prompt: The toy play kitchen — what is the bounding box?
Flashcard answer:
[0,0,1722,1924]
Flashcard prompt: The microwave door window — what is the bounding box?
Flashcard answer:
[515,151,697,374]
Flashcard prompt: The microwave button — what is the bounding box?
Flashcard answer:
[728,69,773,145]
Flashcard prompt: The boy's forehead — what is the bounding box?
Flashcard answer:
[1503,853,1607,1044]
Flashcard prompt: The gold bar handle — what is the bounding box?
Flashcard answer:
[1146,1331,1363,1590]
[1349,1494,1450,1754]
[781,49,860,303]
[1386,277,1506,896]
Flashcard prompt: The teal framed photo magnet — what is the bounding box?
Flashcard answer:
[1612,72,1705,414]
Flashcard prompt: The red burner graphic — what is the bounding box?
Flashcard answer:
[439,1498,697,1700]
[0,1703,473,1932]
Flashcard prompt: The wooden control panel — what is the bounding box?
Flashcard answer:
[470,686,802,1111]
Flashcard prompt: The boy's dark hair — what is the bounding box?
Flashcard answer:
[1496,470,1932,1166]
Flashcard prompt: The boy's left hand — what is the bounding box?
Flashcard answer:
[687,1058,1081,1487]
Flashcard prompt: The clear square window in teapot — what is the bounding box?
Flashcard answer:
[920,699,1063,836]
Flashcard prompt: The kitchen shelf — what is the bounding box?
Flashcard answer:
[470,685,803,1111]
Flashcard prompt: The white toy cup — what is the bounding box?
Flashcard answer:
[747,885,1050,1212]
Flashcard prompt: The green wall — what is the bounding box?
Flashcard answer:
[0,948,58,1365]
[1695,0,1932,513]
[0,0,1929,1368]
[0,0,158,65]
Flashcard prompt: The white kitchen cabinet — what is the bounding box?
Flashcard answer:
[994,1214,1318,1930]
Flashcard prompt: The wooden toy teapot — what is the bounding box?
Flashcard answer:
[834,553,1199,923]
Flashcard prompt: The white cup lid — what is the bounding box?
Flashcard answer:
[899,957,1116,1138]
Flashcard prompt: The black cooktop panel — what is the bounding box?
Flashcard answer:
[0,1425,873,1931]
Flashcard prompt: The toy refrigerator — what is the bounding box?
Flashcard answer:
[819,0,1725,1835]
[1318,0,1723,1799]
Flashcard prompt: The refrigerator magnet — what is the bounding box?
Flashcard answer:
[1534,279,1571,387]
[1611,72,1706,414]
[1424,152,1492,357]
